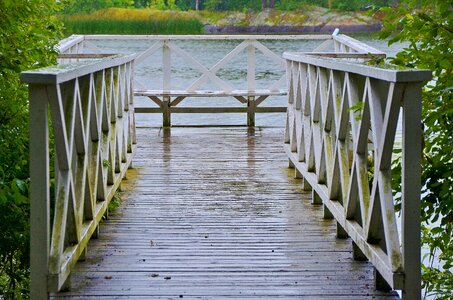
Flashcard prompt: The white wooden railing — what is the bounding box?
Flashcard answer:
[23,33,409,299]
[58,33,385,126]
[283,52,431,299]
[22,54,136,299]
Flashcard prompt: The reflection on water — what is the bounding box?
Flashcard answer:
[92,35,403,127]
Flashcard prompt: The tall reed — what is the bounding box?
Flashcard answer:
[62,8,204,34]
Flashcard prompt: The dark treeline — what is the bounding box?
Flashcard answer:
[63,0,395,14]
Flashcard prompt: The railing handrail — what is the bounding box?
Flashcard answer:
[82,34,334,40]
[332,34,385,55]
[57,34,85,54]
[57,34,336,57]
[283,52,431,82]
[58,33,384,56]
[22,54,136,84]
[284,51,431,299]
[24,54,136,298]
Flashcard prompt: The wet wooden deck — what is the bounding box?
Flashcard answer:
[52,127,399,299]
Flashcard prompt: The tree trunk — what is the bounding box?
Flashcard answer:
[269,0,274,9]
[262,0,267,10]
[195,0,199,10]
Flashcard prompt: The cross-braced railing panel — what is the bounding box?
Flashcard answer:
[23,54,136,298]
[57,34,385,127]
[58,34,384,92]
[283,52,431,299]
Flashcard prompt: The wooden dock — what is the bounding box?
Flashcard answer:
[52,127,399,299]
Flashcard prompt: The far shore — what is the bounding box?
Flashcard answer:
[204,24,382,34]
[62,7,383,35]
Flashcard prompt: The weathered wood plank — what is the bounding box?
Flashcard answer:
[52,127,399,299]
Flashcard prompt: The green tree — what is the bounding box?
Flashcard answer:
[262,0,275,10]
[134,0,151,8]
[379,1,453,298]
[63,0,134,14]
[151,0,178,10]
[0,0,63,297]
[203,0,261,11]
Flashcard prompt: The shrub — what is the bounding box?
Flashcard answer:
[0,0,62,297]
[379,0,453,298]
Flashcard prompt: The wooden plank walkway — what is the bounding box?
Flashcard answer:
[52,127,399,299]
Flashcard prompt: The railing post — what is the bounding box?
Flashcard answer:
[162,40,171,92]
[247,41,256,92]
[247,96,255,127]
[162,40,171,127]
[247,41,256,127]
[162,96,171,127]
[401,82,422,300]
[29,84,50,300]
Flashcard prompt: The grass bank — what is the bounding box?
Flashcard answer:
[61,8,204,34]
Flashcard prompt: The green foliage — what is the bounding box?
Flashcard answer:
[0,0,62,297]
[63,0,193,12]
[275,0,392,12]
[62,0,394,13]
[348,101,364,121]
[0,180,30,298]
[174,0,196,10]
[151,0,178,10]
[203,0,261,11]
[379,0,453,298]
[276,0,317,11]
[107,192,123,214]
[63,0,134,14]
[134,0,152,8]
[330,0,391,11]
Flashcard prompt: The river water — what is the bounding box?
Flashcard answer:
[89,34,404,127]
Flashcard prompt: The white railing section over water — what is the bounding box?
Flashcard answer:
[22,54,136,298]
[58,33,385,126]
[283,52,431,299]
[23,33,419,299]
